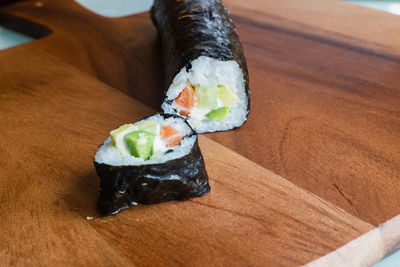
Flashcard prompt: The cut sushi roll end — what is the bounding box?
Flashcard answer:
[94,114,210,215]
[97,115,191,165]
[162,56,249,133]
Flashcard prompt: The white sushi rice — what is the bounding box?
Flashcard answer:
[95,114,196,166]
[161,56,248,133]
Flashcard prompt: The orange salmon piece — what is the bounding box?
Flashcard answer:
[174,84,197,116]
[165,135,183,147]
[160,125,183,147]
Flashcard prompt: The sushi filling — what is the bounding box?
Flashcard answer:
[162,56,248,133]
[173,84,236,123]
[95,115,195,166]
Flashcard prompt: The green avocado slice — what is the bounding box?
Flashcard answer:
[195,86,218,109]
[110,124,133,146]
[205,107,230,122]
[218,85,236,106]
[135,120,159,134]
[124,130,156,160]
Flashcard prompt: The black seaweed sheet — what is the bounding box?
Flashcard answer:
[151,0,250,116]
[95,115,210,215]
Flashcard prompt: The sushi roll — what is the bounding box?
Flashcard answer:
[94,114,210,215]
[151,0,250,133]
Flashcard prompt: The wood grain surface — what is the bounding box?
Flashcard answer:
[2,0,165,108]
[4,0,400,226]
[0,46,373,266]
[1,0,400,265]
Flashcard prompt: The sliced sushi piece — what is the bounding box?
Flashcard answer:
[94,114,210,215]
[151,0,250,133]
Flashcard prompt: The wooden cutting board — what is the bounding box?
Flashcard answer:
[1,0,399,265]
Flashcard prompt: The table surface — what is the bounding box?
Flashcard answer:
[1,0,400,265]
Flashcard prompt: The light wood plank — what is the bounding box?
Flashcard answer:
[0,46,373,265]
[4,0,399,225]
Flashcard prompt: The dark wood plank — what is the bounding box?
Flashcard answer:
[0,46,373,266]
[2,0,164,108]
[206,7,400,226]
[226,0,400,55]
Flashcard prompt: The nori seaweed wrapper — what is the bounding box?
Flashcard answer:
[94,119,210,215]
[151,0,250,113]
